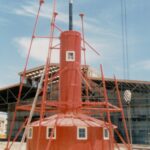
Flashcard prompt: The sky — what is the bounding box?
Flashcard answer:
[0,0,150,87]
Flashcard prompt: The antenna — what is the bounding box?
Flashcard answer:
[69,0,73,30]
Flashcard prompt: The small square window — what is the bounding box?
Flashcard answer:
[66,51,75,62]
[28,127,33,139]
[77,127,87,140]
[46,127,56,139]
[103,128,109,140]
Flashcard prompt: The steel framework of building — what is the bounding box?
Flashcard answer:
[0,65,150,145]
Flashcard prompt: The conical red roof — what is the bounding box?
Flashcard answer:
[30,113,117,128]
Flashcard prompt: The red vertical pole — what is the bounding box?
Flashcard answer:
[114,76,132,150]
[45,115,60,150]
[5,3,42,150]
[40,0,44,5]
[80,14,90,102]
[36,1,57,150]
[8,118,28,149]
[100,64,114,150]
[80,13,86,66]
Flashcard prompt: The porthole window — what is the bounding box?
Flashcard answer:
[77,127,87,140]
[46,127,56,139]
[103,128,109,140]
[28,127,33,139]
[66,51,75,62]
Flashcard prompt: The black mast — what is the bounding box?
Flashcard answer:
[69,0,73,30]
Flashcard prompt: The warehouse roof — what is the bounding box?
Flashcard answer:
[0,64,150,106]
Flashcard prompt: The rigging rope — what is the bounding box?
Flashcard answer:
[120,0,130,80]
[18,66,46,150]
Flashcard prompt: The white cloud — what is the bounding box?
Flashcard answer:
[13,0,122,77]
[13,30,126,80]
[13,2,50,18]
[14,37,60,63]
[13,1,120,39]
[13,35,124,80]
[12,1,124,79]
[14,36,103,65]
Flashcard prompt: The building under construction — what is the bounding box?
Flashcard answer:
[0,64,150,145]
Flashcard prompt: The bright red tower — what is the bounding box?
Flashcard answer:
[26,1,114,149]
[5,1,132,150]
[60,31,82,112]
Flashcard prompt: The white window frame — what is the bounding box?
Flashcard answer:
[103,128,109,140]
[28,127,33,139]
[66,51,75,62]
[46,127,56,139]
[77,127,87,140]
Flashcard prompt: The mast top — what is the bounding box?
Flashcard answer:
[69,0,73,30]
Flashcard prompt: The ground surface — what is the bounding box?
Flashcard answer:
[0,142,26,150]
[0,142,150,150]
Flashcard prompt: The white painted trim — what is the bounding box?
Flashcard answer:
[103,128,109,140]
[28,127,33,139]
[66,51,75,62]
[77,127,87,140]
[46,127,56,139]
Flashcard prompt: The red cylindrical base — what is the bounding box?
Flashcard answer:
[27,114,110,150]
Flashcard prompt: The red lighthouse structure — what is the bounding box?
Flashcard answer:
[27,1,113,148]
[6,0,132,150]
[26,1,115,149]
